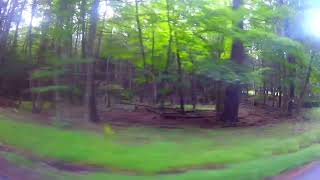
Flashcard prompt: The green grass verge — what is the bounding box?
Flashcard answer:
[3,144,320,180]
[67,144,320,180]
[1,110,320,177]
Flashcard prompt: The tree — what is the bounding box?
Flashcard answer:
[221,0,245,124]
[84,0,100,122]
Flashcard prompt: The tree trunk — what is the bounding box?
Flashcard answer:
[175,32,185,113]
[150,30,158,104]
[191,72,197,110]
[216,81,224,118]
[297,54,313,111]
[221,0,244,124]
[263,81,267,105]
[84,0,100,123]
[135,0,147,103]
[287,56,295,115]
[278,86,282,108]
[80,0,87,59]
[222,83,241,123]
[159,0,173,109]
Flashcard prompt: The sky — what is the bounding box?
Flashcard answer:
[21,0,114,27]
[19,0,320,39]
[303,8,320,37]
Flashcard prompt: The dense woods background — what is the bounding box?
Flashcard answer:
[1,0,319,124]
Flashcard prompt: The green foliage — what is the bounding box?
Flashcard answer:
[104,125,115,138]
[19,101,53,112]
[31,85,71,94]
[2,0,317,105]
[31,68,66,80]
[121,90,134,101]
[246,67,272,86]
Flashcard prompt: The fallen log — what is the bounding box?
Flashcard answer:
[146,107,216,119]
[161,113,216,119]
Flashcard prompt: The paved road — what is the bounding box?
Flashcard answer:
[271,161,320,180]
[293,162,320,180]
[0,157,43,180]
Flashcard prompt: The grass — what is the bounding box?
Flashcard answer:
[68,145,320,180]
[1,110,320,179]
[3,141,320,180]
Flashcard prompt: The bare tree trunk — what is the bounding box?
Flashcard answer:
[272,87,276,107]
[150,30,158,104]
[191,69,197,110]
[263,81,267,105]
[26,0,39,113]
[221,0,244,124]
[135,0,147,103]
[84,0,100,123]
[278,86,282,108]
[298,53,313,112]
[175,32,185,113]
[53,0,66,121]
[160,0,173,109]
[216,81,224,117]
[80,0,87,59]
[287,55,296,115]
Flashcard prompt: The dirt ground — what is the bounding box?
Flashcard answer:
[0,101,292,131]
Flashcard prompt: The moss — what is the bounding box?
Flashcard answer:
[19,101,53,112]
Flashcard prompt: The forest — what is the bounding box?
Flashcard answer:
[1,0,320,179]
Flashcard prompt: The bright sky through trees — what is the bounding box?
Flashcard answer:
[304,9,320,37]
[21,0,114,27]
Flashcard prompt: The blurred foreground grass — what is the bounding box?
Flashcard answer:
[0,109,320,179]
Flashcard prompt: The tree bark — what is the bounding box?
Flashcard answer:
[84,0,100,123]
[191,63,197,110]
[160,0,173,109]
[216,81,224,117]
[151,30,158,104]
[80,0,87,59]
[278,86,282,108]
[297,53,313,111]
[221,0,245,124]
[135,0,147,103]
[175,32,185,113]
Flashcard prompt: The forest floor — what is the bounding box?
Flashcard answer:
[0,103,320,179]
[2,100,292,130]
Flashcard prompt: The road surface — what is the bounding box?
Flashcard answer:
[271,161,320,180]
[293,162,320,180]
[0,157,43,180]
